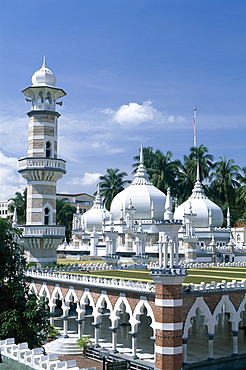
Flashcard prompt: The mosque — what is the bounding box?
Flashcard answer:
[17,58,245,267]
[58,152,241,264]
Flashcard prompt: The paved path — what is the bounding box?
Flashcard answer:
[59,355,102,370]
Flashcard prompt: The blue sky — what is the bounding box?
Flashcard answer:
[0,1,245,200]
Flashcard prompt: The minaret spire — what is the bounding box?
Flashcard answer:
[42,55,47,68]
[140,143,144,165]
[196,160,200,182]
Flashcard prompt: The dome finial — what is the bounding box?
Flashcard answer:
[196,160,200,182]
[42,55,47,68]
[140,143,144,165]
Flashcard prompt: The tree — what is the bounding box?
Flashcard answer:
[0,219,51,348]
[132,146,156,176]
[56,198,76,243]
[76,335,93,356]
[8,189,27,224]
[209,157,241,211]
[188,145,214,182]
[99,168,131,210]
[149,150,180,194]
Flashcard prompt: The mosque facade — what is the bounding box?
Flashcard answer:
[59,150,245,264]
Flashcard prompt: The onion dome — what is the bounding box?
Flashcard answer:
[82,185,110,232]
[174,163,223,227]
[31,56,57,87]
[110,146,166,220]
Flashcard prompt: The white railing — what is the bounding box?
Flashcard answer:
[184,279,246,293]
[25,269,156,294]
[21,225,65,237]
[0,338,81,370]
[180,261,246,269]
[18,158,66,171]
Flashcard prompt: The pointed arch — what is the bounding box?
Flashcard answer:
[183,297,215,338]
[111,294,133,328]
[39,283,50,299]
[213,295,241,331]
[94,291,113,324]
[131,296,155,334]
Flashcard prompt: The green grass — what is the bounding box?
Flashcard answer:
[57,258,104,265]
[57,264,246,285]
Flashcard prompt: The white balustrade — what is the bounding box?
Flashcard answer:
[0,338,81,369]
[19,158,66,171]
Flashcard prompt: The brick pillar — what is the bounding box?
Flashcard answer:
[151,269,186,370]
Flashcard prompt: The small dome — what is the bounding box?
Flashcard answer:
[110,148,166,220]
[82,191,110,232]
[174,179,223,227]
[31,56,56,87]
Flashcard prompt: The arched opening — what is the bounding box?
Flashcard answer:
[135,305,154,360]
[44,207,50,225]
[38,91,44,103]
[82,300,94,338]
[238,303,246,354]
[214,308,233,357]
[98,300,111,346]
[116,302,131,351]
[187,307,208,363]
[46,141,52,158]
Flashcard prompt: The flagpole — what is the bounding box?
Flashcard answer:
[193,107,197,147]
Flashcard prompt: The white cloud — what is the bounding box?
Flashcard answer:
[68,172,102,186]
[112,101,161,125]
[0,115,27,155]
[0,151,26,201]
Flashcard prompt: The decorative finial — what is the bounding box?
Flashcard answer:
[140,143,144,165]
[42,55,47,68]
[196,160,200,182]
[227,207,231,228]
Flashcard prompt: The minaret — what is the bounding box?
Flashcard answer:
[18,57,66,266]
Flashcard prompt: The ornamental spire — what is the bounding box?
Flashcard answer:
[42,55,47,68]
[140,143,144,165]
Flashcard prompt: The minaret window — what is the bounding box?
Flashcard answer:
[46,92,52,104]
[46,141,52,158]
[38,91,44,103]
[44,207,50,225]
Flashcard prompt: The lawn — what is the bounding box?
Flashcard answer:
[56,260,246,285]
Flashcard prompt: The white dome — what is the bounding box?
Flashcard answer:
[110,158,166,221]
[82,192,110,232]
[174,179,223,227]
[31,56,56,87]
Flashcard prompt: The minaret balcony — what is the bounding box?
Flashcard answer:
[33,102,55,111]
[20,225,65,239]
[19,157,66,172]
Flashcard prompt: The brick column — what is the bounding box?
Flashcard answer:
[151,268,186,370]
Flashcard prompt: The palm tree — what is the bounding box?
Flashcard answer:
[176,155,195,203]
[186,145,214,182]
[209,157,241,210]
[8,189,27,224]
[132,146,156,176]
[56,198,76,243]
[149,150,180,194]
[99,168,131,210]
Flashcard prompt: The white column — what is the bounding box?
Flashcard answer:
[76,319,84,339]
[182,338,188,365]
[232,331,239,355]
[163,237,168,268]
[93,324,100,347]
[62,316,69,338]
[130,332,138,359]
[174,240,179,266]
[169,240,174,268]
[110,328,118,353]
[158,241,163,268]
[208,334,214,360]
